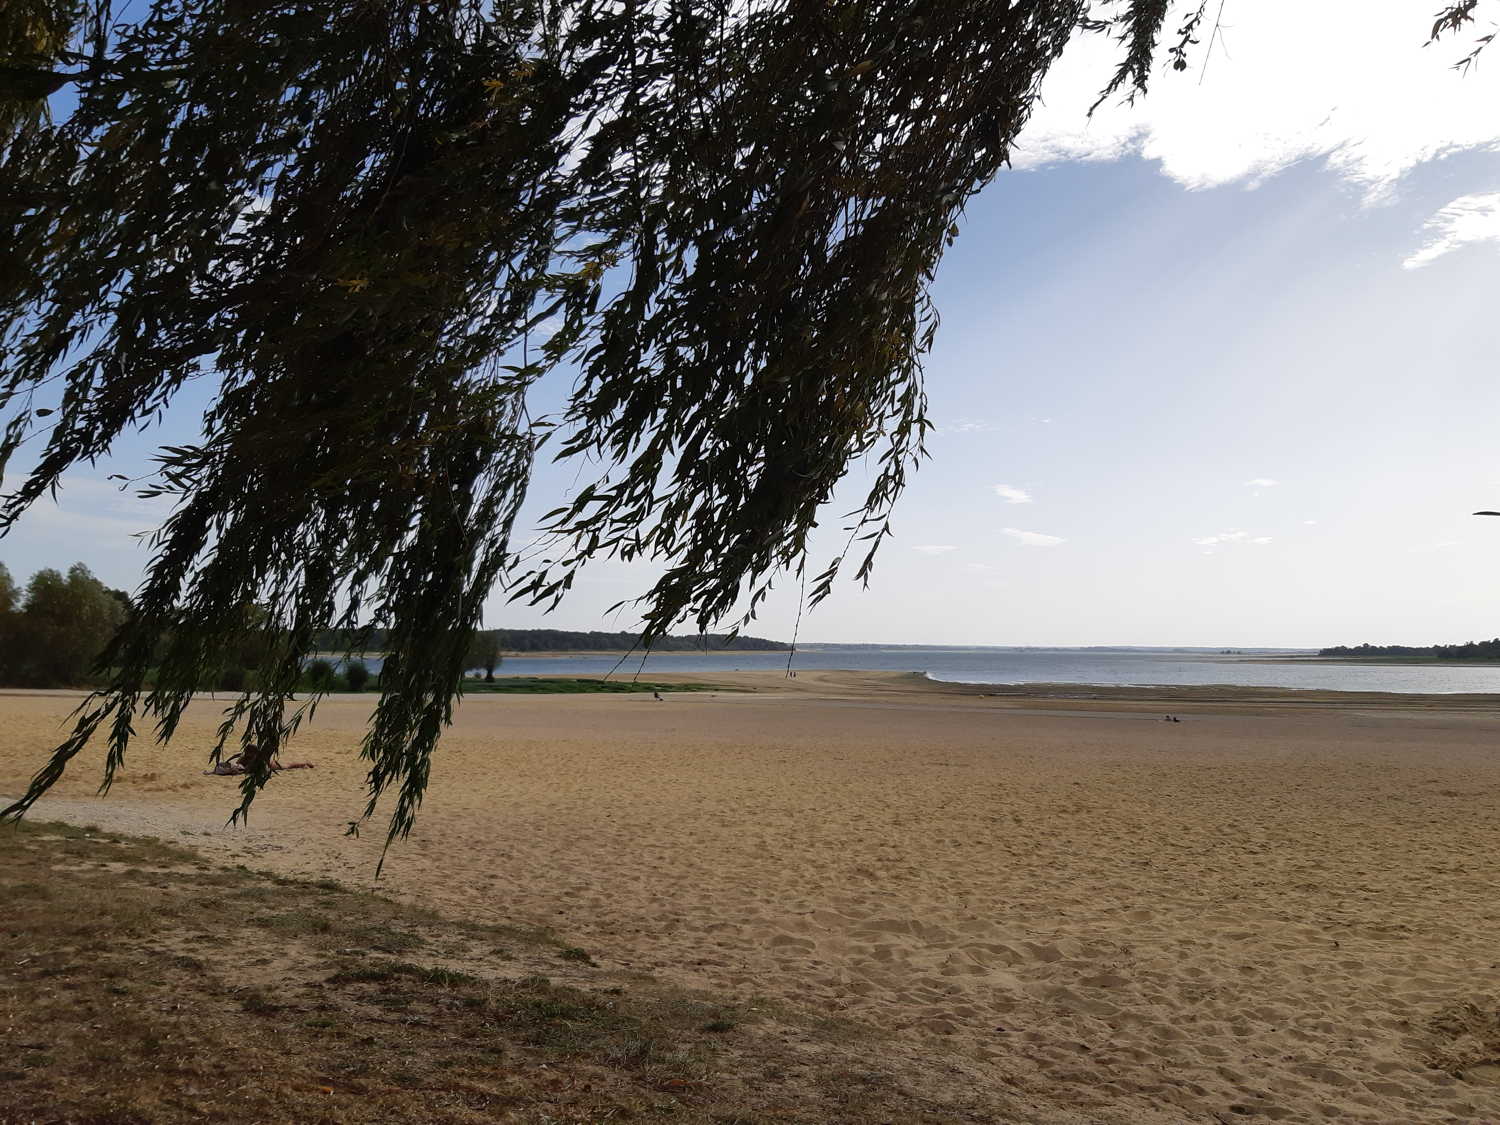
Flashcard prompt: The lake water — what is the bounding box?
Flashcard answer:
[349,646,1500,695]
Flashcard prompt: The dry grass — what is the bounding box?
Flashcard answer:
[1426,1002,1500,1081]
[0,820,1005,1124]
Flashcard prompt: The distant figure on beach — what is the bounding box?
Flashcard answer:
[203,743,315,776]
[653,691,665,702]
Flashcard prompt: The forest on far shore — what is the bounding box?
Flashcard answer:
[314,627,788,655]
[1318,639,1500,660]
[0,559,788,689]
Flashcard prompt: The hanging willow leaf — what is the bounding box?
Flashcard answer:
[2,1,1482,854]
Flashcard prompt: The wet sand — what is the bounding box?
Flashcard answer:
[4,672,1500,1123]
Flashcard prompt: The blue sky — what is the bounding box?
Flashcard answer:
[6,2,1500,647]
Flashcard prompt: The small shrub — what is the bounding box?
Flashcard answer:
[240,989,279,1014]
[305,658,335,690]
[344,660,370,691]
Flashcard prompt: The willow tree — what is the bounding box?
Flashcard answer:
[0,1,1489,852]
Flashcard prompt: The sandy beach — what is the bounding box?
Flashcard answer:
[4,672,1500,1123]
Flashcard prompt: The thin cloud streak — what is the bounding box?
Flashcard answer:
[1003,528,1064,547]
[1193,530,1273,548]
[942,418,1001,434]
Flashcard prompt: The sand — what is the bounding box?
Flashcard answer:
[4,672,1500,1123]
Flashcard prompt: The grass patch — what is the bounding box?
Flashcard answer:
[350,922,425,953]
[261,909,334,935]
[0,818,1017,1123]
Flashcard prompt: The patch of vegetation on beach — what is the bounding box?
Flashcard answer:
[0,819,1000,1124]
[1424,1001,1500,1081]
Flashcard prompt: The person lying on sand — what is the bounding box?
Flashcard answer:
[203,745,315,776]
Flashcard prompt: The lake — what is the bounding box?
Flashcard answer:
[344,646,1500,695]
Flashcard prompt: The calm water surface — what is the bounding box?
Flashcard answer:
[404,646,1500,695]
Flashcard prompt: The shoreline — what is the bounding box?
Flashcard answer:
[581,668,1500,709]
[7,666,1500,710]
[1246,654,1500,667]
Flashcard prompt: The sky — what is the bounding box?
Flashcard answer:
[5,1,1500,648]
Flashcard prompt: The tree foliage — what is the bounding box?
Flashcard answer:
[344,659,371,692]
[0,562,127,686]
[0,560,16,616]
[0,0,83,135]
[467,631,502,682]
[1320,639,1500,660]
[0,1,1487,852]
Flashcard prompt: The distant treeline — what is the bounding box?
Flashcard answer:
[1319,639,1500,660]
[313,627,788,654]
[0,559,789,691]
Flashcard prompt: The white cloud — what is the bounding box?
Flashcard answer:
[991,483,1033,504]
[2,473,169,524]
[1013,3,1500,198]
[532,313,565,340]
[1002,527,1064,547]
[942,418,1000,434]
[912,544,958,555]
[1302,519,1318,525]
[1403,193,1500,269]
[1245,478,1278,488]
[0,473,169,555]
[1193,529,1273,548]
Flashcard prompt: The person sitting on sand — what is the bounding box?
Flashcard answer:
[203,744,314,776]
[653,691,665,702]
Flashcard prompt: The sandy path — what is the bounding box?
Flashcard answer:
[4,680,1500,1123]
